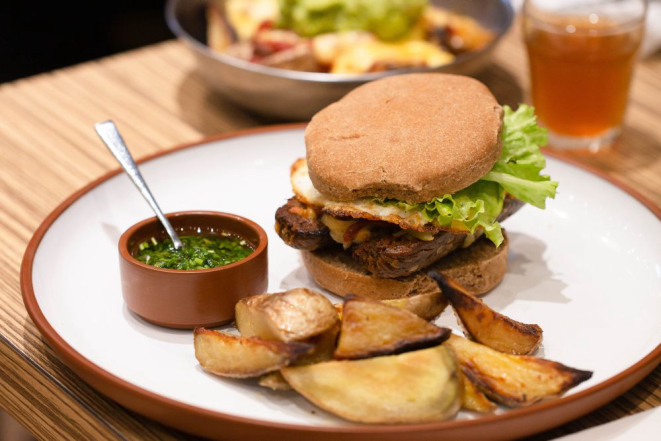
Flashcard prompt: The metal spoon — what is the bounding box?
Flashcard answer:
[94,120,184,250]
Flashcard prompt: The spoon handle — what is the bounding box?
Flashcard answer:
[94,120,184,250]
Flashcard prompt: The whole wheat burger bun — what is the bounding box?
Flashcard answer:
[302,232,509,300]
[305,73,503,204]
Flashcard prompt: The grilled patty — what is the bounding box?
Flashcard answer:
[275,196,524,278]
[351,230,467,278]
[275,198,334,250]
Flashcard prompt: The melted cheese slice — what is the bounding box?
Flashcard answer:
[319,214,371,247]
[291,159,442,233]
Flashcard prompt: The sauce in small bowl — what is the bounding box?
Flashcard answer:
[119,212,268,329]
[134,232,254,270]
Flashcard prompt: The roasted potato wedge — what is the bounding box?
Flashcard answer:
[333,303,343,320]
[382,291,448,321]
[236,288,338,342]
[333,291,447,322]
[458,370,496,413]
[258,324,339,391]
[431,273,543,355]
[282,346,461,424]
[194,328,311,379]
[258,371,292,391]
[296,324,339,365]
[446,335,592,407]
[334,296,451,360]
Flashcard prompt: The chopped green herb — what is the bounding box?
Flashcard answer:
[134,235,253,270]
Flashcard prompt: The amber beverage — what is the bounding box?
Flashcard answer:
[523,0,646,151]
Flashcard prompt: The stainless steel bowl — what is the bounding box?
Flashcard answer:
[166,0,514,120]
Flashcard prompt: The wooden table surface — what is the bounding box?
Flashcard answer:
[0,22,659,441]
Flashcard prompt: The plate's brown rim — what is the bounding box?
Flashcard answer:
[20,124,661,438]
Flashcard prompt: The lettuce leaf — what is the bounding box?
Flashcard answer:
[420,180,505,246]
[481,105,558,209]
[378,104,557,247]
[383,180,505,246]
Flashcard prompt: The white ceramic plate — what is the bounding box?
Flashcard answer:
[22,127,661,440]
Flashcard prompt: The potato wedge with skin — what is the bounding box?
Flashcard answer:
[382,291,448,321]
[259,324,339,391]
[334,296,451,360]
[296,323,339,365]
[333,291,447,322]
[333,303,343,320]
[258,371,292,391]
[458,369,496,413]
[282,345,461,424]
[430,272,543,354]
[236,288,338,342]
[194,328,311,379]
[446,335,593,407]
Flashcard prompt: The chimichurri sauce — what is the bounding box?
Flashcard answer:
[134,233,253,270]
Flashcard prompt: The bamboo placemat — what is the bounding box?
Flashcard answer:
[0,22,659,440]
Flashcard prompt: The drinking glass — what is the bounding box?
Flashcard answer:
[523,0,647,152]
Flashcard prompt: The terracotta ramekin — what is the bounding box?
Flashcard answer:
[118,211,268,329]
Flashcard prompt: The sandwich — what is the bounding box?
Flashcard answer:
[275,73,557,299]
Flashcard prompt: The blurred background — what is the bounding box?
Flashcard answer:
[0,4,171,440]
[1,2,165,434]
[0,0,171,83]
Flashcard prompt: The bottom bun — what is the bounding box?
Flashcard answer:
[302,231,509,300]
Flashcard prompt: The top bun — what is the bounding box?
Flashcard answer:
[305,74,503,204]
